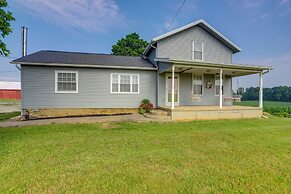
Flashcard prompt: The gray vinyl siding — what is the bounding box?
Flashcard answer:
[157,26,233,64]
[158,73,232,106]
[21,65,156,109]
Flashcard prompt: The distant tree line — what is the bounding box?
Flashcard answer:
[237,86,291,102]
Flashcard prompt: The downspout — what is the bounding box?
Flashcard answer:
[143,42,159,108]
[263,69,271,75]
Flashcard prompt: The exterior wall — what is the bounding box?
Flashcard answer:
[158,72,232,107]
[157,26,233,64]
[0,89,21,99]
[21,65,156,109]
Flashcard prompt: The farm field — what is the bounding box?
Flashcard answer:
[235,101,291,117]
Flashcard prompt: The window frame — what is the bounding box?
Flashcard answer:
[192,41,204,61]
[110,73,140,94]
[55,70,79,94]
[214,74,224,96]
[192,74,203,96]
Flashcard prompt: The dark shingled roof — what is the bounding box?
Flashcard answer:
[12,50,157,70]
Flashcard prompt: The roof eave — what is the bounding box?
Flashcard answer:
[10,61,158,71]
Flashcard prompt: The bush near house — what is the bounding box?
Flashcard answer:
[139,99,153,114]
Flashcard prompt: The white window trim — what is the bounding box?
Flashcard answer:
[55,70,79,94]
[192,41,204,61]
[110,73,140,94]
[214,74,224,96]
[192,74,204,96]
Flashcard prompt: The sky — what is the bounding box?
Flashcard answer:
[0,0,291,89]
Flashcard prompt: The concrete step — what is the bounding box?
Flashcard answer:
[150,109,169,116]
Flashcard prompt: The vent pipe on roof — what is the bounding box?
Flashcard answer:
[21,27,28,57]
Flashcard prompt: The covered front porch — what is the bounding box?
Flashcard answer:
[156,59,272,120]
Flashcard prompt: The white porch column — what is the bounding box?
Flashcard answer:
[171,65,175,110]
[219,69,223,109]
[259,72,263,108]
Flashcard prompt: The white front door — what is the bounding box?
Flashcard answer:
[165,74,179,106]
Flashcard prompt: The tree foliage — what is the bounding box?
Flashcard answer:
[111,32,149,56]
[0,0,15,56]
[241,86,291,102]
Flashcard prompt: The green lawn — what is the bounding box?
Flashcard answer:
[0,112,20,122]
[0,118,290,193]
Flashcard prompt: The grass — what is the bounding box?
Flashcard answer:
[0,112,20,122]
[235,101,291,117]
[0,118,290,193]
[0,99,20,105]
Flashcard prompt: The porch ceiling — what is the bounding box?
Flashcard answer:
[158,58,272,77]
[163,66,257,77]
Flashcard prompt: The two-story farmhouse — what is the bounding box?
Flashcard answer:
[12,19,272,120]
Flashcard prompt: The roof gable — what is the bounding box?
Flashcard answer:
[144,19,241,56]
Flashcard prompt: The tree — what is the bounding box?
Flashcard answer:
[0,0,15,56]
[242,86,291,102]
[236,87,244,95]
[111,32,149,56]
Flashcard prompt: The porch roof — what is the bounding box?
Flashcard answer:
[157,58,272,77]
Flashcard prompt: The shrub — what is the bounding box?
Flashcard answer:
[139,99,153,114]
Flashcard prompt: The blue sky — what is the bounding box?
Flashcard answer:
[1,0,291,89]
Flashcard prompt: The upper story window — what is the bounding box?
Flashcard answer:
[215,74,224,96]
[193,75,203,95]
[55,71,78,93]
[111,73,139,94]
[192,41,203,61]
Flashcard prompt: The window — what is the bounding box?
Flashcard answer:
[193,75,203,95]
[111,74,139,94]
[215,74,224,96]
[192,41,203,61]
[55,71,78,93]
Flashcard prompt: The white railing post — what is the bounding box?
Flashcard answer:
[171,65,175,110]
[259,72,263,108]
[219,69,223,109]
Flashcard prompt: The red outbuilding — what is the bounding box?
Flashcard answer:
[0,82,21,100]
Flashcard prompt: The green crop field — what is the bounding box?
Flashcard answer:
[235,101,291,117]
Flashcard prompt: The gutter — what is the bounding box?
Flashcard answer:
[10,61,158,71]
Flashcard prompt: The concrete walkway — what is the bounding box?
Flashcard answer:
[0,113,167,128]
[0,104,20,113]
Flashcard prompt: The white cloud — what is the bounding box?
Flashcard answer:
[242,0,263,8]
[13,0,124,32]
